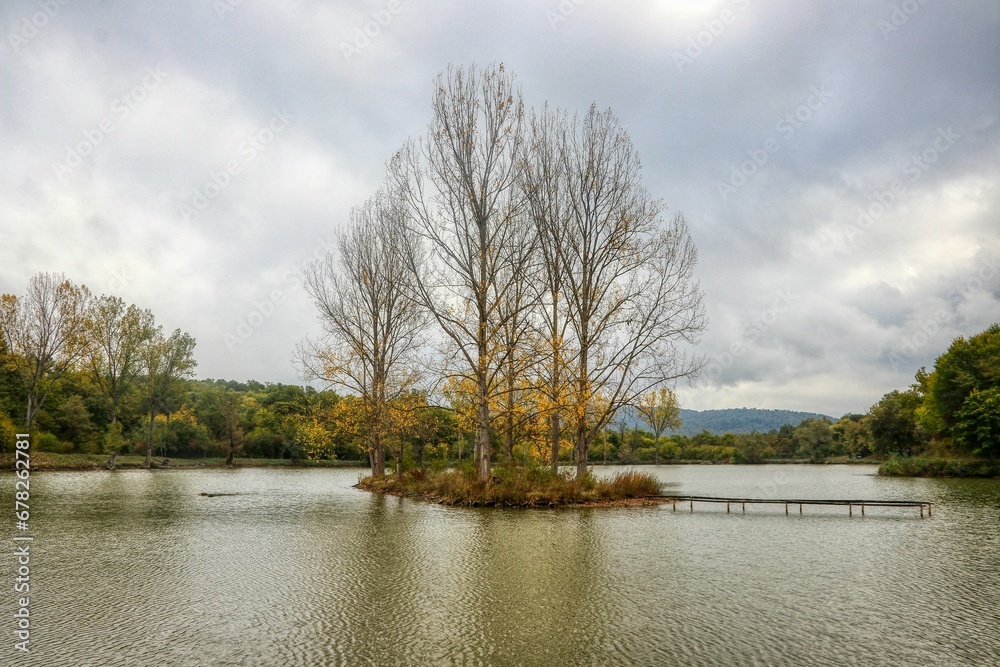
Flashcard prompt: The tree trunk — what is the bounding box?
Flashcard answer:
[146,413,155,468]
[505,409,515,464]
[575,420,588,479]
[476,380,491,483]
[225,435,234,466]
[107,451,118,469]
[549,412,561,474]
[369,440,386,477]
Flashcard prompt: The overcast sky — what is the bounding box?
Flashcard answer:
[2,0,998,417]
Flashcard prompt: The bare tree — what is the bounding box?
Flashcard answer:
[495,216,540,463]
[390,63,529,483]
[637,387,681,465]
[522,104,574,472]
[0,272,91,428]
[297,189,426,477]
[555,105,706,477]
[84,295,155,428]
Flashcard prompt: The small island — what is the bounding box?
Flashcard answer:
[355,467,666,508]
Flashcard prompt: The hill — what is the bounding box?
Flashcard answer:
[619,407,834,436]
[675,408,834,436]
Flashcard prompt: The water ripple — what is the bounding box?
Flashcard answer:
[1,465,997,666]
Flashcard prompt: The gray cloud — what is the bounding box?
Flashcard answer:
[1,0,998,418]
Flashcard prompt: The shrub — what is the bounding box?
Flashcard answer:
[878,456,1000,478]
[36,432,62,453]
[357,465,662,506]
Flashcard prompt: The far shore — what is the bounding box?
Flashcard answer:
[3,452,995,478]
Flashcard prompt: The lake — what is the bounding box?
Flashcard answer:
[1,465,998,666]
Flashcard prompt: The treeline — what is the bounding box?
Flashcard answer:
[650,323,998,465]
[863,323,999,460]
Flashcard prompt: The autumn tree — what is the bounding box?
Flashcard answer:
[0,272,91,428]
[83,294,155,428]
[298,189,426,477]
[133,328,197,469]
[551,105,706,477]
[637,388,681,465]
[522,104,574,472]
[391,63,530,483]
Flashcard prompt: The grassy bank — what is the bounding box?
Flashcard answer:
[878,457,1000,478]
[356,466,664,507]
[0,452,364,471]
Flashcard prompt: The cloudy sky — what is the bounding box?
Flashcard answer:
[2,0,998,417]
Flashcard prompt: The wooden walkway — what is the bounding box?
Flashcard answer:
[657,495,932,517]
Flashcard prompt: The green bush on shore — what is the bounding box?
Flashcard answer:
[878,457,1000,478]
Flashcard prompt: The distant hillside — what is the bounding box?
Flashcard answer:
[674,408,833,436]
[619,407,834,436]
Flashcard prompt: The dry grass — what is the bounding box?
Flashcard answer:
[356,466,664,507]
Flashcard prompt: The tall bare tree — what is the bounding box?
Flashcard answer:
[523,105,574,472]
[0,272,91,428]
[390,63,530,482]
[297,189,426,477]
[555,105,706,477]
[84,295,155,428]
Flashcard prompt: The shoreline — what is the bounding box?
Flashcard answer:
[354,483,677,509]
[4,453,995,478]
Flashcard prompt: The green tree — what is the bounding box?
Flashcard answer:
[953,387,1000,458]
[196,387,245,465]
[57,394,95,448]
[832,416,872,459]
[866,390,926,457]
[793,418,833,461]
[83,295,155,429]
[134,328,197,469]
[928,324,1000,433]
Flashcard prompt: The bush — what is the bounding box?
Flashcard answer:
[0,413,18,453]
[36,432,62,453]
[878,456,1000,478]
